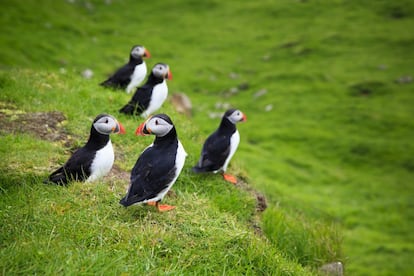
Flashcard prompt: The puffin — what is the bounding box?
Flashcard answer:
[192,109,246,184]
[46,114,126,185]
[119,63,172,118]
[100,45,151,94]
[120,114,187,212]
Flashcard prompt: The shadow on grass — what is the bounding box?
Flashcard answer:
[0,170,53,196]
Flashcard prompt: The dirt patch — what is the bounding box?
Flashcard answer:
[107,164,130,183]
[235,177,268,213]
[234,176,268,237]
[0,103,72,145]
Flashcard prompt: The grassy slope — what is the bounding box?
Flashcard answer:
[1,0,413,275]
[0,70,309,275]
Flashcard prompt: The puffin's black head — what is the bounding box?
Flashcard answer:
[135,114,174,137]
[92,114,126,135]
[130,45,151,59]
[152,63,173,80]
[223,109,247,124]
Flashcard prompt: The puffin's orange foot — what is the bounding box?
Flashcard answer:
[157,204,176,212]
[146,201,157,206]
[223,173,237,184]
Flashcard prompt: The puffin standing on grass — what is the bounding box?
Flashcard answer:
[192,109,246,184]
[46,114,126,185]
[100,45,151,94]
[120,114,187,212]
[119,63,172,118]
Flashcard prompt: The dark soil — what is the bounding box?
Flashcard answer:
[0,106,72,145]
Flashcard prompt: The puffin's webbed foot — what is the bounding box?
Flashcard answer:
[222,173,237,184]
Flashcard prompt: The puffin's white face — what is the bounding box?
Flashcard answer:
[144,116,173,137]
[227,109,247,124]
[131,45,150,59]
[93,115,125,135]
[152,63,172,80]
[136,115,174,137]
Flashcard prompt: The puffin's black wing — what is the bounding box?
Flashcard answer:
[193,132,230,173]
[100,63,135,89]
[47,147,94,185]
[119,84,153,115]
[120,146,176,207]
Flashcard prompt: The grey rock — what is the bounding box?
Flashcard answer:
[82,69,94,79]
[264,104,273,112]
[395,76,413,84]
[254,89,267,99]
[229,72,239,79]
[319,262,344,276]
[170,93,192,117]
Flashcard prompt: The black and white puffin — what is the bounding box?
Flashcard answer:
[119,63,172,118]
[46,114,126,185]
[100,45,151,94]
[192,109,246,184]
[120,114,187,212]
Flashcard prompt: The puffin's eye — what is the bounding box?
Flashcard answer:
[155,120,159,125]
[105,119,109,123]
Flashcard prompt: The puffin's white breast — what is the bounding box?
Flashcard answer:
[174,141,187,179]
[222,130,240,172]
[141,80,168,118]
[87,140,114,182]
[126,62,147,94]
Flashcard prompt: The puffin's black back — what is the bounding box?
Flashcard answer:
[192,112,237,173]
[46,116,110,185]
[120,116,178,206]
[100,53,144,88]
[119,72,165,115]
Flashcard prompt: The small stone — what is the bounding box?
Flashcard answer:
[229,87,239,94]
[208,112,223,119]
[215,102,230,110]
[82,69,94,79]
[378,64,388,70]
[229,72,239,79]
[254,89,268,98]
[319,262,344,276]
[222,102,230,109]
[264,104,273,112]
[395,76,412,84]
[170,93,192,117]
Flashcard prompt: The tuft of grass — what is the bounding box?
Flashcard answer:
[262,207,342,268]
[0,163,309,275]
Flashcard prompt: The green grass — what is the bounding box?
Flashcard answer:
[1,0,414,275]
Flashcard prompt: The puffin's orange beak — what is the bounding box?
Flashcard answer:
[113,122,126,134]
[144,49,151,58]
[167,69,173,80]
[135,122,151,136]
[241,113,247,122]
[135,122,145,136]
[117,122,126,134]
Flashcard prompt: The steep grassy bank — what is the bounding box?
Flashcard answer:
[0,69,311,275]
